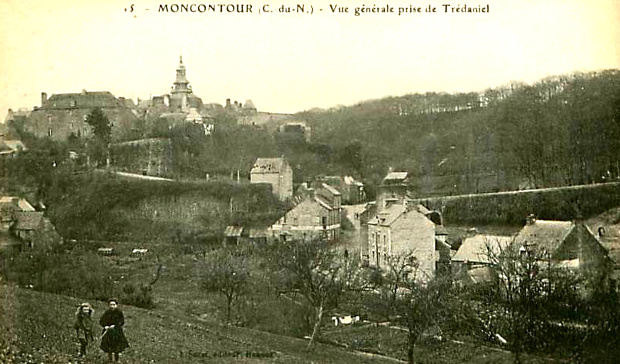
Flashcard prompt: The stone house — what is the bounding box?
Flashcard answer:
[0,196,59,250]
[12,211,46,248]
[452,234,513,285]
[0,196,35,231]
[271,183,341,242]
[26,90,139,141]
[250,157,293,201]
[367,204,449,281]
[514,217,614,280]
[321,175,366,205]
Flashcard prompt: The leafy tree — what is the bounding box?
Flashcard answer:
[85,108,112,144]
[85,108,112,167]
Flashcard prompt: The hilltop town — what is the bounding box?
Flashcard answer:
[1,61,620,363]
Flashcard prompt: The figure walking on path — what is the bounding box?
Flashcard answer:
[99,298,129,362]
[74,302,94,357]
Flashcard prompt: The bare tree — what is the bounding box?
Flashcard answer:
[483,239,549,364]
[202,250,250,323]
[272,239,363,349]
[377,255,455,364]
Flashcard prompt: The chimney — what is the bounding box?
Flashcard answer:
[226,98,231,107]
[526,214,536,225]
[41,92,48,105]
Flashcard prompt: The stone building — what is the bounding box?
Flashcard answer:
[278,121,312,142]
[25,90,139,142]
[250,157,293,201]
[377,170,412,209]
[367,204,448,282]
[452,234,513,285]
[321,175,366,205]
[514,217,613,278]
[0,196,60,250]
[168,56,204,112]
[271,183,341,242]
[139,56,255,132]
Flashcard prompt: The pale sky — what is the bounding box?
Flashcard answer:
[1,0,618,115]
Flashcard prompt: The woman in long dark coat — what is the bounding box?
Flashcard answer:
[99,298,129,362]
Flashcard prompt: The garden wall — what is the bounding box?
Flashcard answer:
[412,182,620,225]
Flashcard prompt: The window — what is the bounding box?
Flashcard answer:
[48,128,53,137]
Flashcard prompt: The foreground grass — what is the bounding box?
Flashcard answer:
[322,324,568,364]
[0,285,402,364]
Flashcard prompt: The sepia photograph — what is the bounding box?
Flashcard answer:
[1,0,619,362]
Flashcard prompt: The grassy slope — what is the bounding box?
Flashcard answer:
[0,285,400,364]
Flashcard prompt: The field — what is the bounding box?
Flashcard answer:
[4,206,620,363]
[0,285,403,364]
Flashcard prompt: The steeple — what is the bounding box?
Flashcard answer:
[171,55,192,96]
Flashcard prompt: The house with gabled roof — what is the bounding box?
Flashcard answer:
[0,139,26,157]
[513,216,613,278]
[26,90,139,141]
[367,204,449,281]
[377,169,413,209]
[250,157,293,201]
[271,183,341,242]
[0,196,59,250]
[452,234,513,285]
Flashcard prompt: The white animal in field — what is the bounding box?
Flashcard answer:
[331,315,360,326]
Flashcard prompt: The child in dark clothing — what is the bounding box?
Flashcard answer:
[100,298,129,362]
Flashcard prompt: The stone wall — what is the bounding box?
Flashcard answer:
[110,138,173,177]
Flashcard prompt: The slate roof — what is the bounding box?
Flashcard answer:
[0,196,35,212]
[368,204,407,226]
[223,226,244,237]
[514,220,574,252]
[0,139,26,155]
[314,195,335,210]
[383,172,408,181]
[452,234,513,264]
[251,158,287,174]
[41,91,125,109]
[320,183,341,196]
[13,211,44,231]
